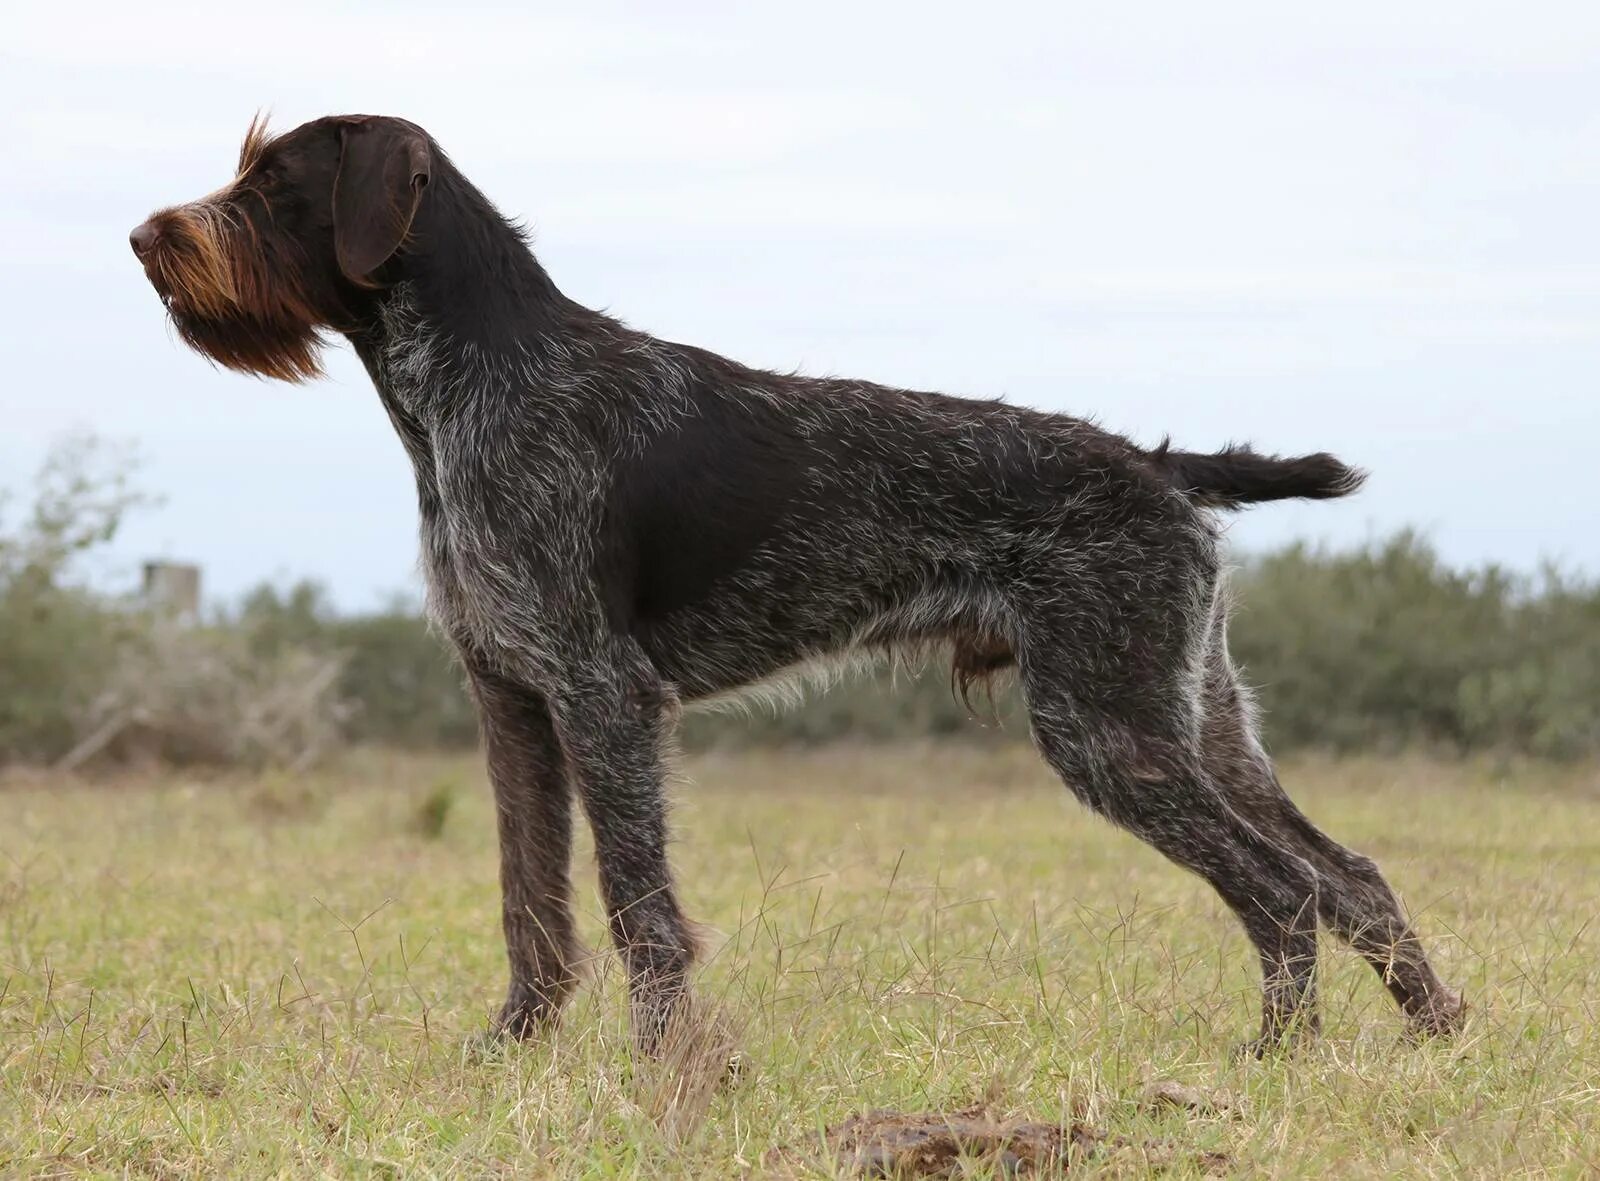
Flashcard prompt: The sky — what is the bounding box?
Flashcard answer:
[3,1,1598,609]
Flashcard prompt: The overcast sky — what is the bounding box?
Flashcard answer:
[4,2,1597,609]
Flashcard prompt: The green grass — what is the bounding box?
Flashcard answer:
[2,746,1598,1177]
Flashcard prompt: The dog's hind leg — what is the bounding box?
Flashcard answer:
[1016,623,1324,1054]
[1198,651,1464,1039]
[469,666,584,1039]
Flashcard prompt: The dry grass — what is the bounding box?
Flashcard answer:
[2,745,1598,1177]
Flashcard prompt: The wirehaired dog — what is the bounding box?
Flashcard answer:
[131,114,1464,1057]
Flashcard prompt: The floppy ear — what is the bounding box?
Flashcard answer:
[333,119,432,285]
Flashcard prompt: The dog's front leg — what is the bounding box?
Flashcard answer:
[545,647,694,1057]
[466,664,582,1041]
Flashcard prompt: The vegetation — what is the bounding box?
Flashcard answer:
[1230,535,1600,759]
[4,439,1597,1174]
[2,747,1596,1175]
[0,435,149,764]
[3,435,1599,767]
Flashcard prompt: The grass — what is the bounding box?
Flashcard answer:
[2,744,1598,1177]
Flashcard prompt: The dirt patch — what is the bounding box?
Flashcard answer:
[764,1104,1231,1177]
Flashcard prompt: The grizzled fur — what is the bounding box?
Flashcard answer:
[131,114,1464,1055]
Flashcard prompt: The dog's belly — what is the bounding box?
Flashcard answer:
[633,563,1009,702]
[637,610,835,700]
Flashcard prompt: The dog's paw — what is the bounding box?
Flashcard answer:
[1404,987,1467,1043]
[487,982,563,1045]
[1233,1019,1319,1062]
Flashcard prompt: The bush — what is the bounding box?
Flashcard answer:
[2,437,1597,767]
[1227,534,1600,757]
[0,436,147,763]
[0,438,348,770]
[77,616,350,769]
[232,582,478,750]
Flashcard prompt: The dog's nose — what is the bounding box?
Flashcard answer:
[129,221,161,260]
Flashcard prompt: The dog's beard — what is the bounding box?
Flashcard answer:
[145,207,328,383]
[168,308,327,383]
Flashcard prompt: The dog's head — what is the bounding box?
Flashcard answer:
[130,114,432,381]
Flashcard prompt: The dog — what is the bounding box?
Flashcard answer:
[131,114,1464,1057]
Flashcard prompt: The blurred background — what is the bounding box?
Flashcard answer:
[3,1,1598,770]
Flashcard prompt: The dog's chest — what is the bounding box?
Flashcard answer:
[372,395,570,659]
[365,341,479,642]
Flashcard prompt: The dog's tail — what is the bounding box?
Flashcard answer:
[1149,440,1365,509]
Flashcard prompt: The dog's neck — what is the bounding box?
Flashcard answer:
[351,168,580,420]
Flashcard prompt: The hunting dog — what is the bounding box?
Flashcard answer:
[131,114,1464,1057]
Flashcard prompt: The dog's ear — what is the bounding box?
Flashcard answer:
[333,119,432,285]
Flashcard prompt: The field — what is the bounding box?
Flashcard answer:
[2,745,1598,1177]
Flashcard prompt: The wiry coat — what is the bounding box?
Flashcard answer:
[131,114,1463,1056]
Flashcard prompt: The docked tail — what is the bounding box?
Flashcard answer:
[1151,441,1366,509]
